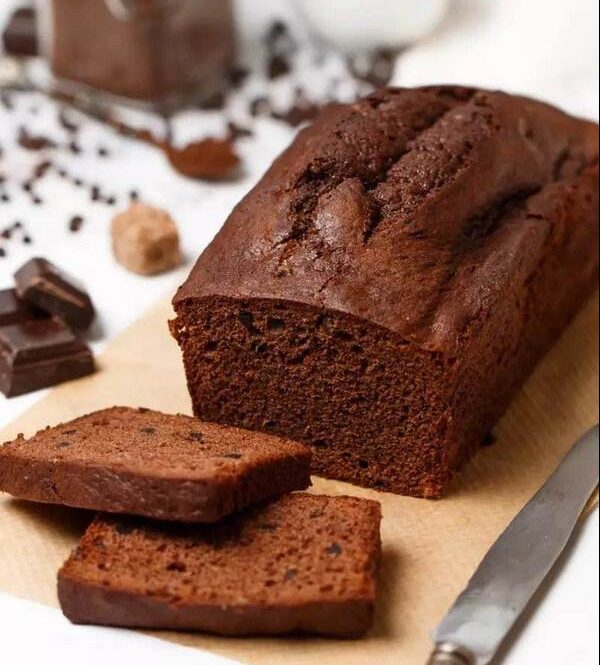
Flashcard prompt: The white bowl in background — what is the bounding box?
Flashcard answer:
[293,0,449,52]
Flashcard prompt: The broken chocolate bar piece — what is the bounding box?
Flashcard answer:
[0,289,42,326]
[0,318,95,397]
[14,258,95,331]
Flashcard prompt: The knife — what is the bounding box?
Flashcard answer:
[427,425,599,665]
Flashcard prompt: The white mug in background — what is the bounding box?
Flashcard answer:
[292,0,449,53]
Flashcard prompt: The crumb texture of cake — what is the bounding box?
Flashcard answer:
[171,85,599,498]
[58,493,382,637]
[0,407,311,522]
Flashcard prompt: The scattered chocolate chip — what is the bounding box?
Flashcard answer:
[267,53,291,80]
[284,568,298,581]
[228,65,250,88]
[221,453,242,459]
[58,109,79,133]
[69,215,84,233]
[265,20,296,56]
[33,160,52,180]
[187,432,204,442]
[18,127,56,151]
[140,427,156,435]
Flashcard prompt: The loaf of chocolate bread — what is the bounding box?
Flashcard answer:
[171,86,599,498]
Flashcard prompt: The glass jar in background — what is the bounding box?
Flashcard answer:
[36,0,235,109]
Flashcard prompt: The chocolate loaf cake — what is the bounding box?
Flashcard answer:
[58,494,382,637]
[171,86,599,498]
[0,407,311,522]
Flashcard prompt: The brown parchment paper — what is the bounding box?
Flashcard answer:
[0,293,598,665]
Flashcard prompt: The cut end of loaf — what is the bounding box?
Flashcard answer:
[171,297,455,498]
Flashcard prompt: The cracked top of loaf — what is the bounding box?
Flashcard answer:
[174,86,598,350]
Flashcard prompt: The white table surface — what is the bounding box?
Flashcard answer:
[1,1,598,663]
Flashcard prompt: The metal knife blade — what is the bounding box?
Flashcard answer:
[428,425,599,665]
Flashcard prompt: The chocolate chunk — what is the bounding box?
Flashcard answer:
[0,319,95,397]
[0,289,45,326]
[2,7,38,57]
[14,258,95,331]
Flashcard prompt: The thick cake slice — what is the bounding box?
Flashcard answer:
[0,407,311,522]
[58,493,382,637]
[171,86,599,498]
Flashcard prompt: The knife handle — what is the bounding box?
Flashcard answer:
[427,643,476,665]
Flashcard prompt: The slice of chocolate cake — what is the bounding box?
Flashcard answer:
[0,407,311,522]
[58,493,382,637]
